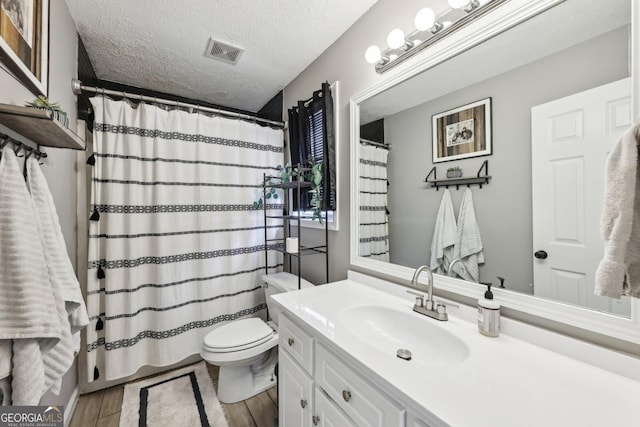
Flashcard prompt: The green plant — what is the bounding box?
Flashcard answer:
[254,157,324,223]
[25,95,66,114]
[447,166,462,172]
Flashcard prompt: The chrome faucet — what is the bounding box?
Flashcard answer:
[447,258,470,278]
[408,265,448,321]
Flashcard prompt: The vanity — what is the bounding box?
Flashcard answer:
[272,271,640,426]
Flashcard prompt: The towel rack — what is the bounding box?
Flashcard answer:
[425,160,491,191]
[0,133,48,162]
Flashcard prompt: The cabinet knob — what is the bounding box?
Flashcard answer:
[342,389,352,402]
[312,415,320,426]
[287,337,295,346]
[300,399,307,409]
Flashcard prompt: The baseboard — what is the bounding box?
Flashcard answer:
[64,386,80,427]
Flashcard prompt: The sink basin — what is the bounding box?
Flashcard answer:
[339,305,470,367]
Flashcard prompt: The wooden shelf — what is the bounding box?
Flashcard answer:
[0,103,86,150]
[424,160,491,190]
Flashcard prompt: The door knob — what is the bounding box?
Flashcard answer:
[534,250,548,259]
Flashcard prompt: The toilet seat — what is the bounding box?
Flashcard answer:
[203,318,276,353]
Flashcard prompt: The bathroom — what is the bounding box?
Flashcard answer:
[1,0,640,426]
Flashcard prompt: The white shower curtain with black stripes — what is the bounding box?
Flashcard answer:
[86,96,283,382]
[359,144,390,262]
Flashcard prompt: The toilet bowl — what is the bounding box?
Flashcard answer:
[201,272,313,404]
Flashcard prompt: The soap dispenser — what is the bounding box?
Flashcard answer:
[478,283,500,337]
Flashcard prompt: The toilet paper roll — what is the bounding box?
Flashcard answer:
[286,237,299,254]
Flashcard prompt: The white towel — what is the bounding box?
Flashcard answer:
[26,157,88,395]
[27,157,89,332]
[451,188,484,282]
[595,124,640,298]
[429,189,457,274]
[0,149,64,405]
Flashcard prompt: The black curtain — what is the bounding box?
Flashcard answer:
[288,82,336,211]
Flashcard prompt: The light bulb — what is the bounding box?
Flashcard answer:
[415,8,436,32]
[387,29,406,49]
[365,45,382,64]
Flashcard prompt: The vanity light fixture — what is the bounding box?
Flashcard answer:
[365,0,504,74]
[448,0,481,13]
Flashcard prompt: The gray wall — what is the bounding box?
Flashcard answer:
[385,27,629,293]
[0,1,80,408]
[283,0,436,285]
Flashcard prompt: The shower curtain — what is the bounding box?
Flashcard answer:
[86,97,283,382]
[359,143,390,262]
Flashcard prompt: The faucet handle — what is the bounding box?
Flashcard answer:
[435,299,459,309]
[436,303,447,315]
[406,290,425,307]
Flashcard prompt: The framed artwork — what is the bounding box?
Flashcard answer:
[432,97,492,163]
[0,0,48,95]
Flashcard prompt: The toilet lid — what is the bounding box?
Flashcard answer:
[203,318,275,351]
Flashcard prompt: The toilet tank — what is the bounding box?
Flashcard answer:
[262,272,314,325]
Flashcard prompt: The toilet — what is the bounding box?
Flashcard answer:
[201,272,314,403]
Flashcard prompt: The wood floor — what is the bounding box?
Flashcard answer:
[68,364,278,427]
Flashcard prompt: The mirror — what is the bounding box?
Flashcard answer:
[351,0,640,343]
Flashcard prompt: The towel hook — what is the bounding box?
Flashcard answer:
[0,135,10,150]
[14,142,24,156]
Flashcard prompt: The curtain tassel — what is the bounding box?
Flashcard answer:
[95,317,104,331]
[89,207,100,221]
[97,265,106,279]
[93,366,100,380]
[86,154,96,166]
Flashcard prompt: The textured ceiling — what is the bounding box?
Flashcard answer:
[64,0,379,112]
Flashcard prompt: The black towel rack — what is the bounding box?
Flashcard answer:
[0,132,48,161]
[425,160,491,191]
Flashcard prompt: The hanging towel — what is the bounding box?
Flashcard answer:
[26,157,88,394]
[27,157,89,332]
[595,124,640,298]
[429,189,457,274]
[0,149,65,405]
[451,188,484,282]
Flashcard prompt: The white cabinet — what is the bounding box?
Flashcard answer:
[315,343,405,427]
[279,313,407,427]
[279,348,313,427]
[279,314,315,373]
[314,386,357,427]
[406,412,432,427]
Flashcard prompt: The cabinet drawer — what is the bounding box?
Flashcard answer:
[315,343,405,427]
[280,314,315,374]
[314,386,357,427]
[279,348,313,427]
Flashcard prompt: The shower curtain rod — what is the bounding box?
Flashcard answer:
[71,79,285,128]
[360,138,391,150]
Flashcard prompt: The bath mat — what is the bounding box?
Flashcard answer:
[120,362,228,427]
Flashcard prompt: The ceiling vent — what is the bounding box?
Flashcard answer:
[205,38,244,65]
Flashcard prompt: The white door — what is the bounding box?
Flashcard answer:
[531,78,631,316]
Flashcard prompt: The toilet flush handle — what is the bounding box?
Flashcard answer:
[287,337,294,346]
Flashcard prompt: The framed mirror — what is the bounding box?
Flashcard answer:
[350,0,640,344]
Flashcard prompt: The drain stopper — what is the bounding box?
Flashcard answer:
[396,348,412,361]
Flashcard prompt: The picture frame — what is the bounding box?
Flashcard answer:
[0,0,48,96]
[432,97,492,163]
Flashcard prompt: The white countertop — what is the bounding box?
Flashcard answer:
[271,278,640,427]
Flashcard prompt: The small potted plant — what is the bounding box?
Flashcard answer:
[25,95,69,127]
[446,166,462,178]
